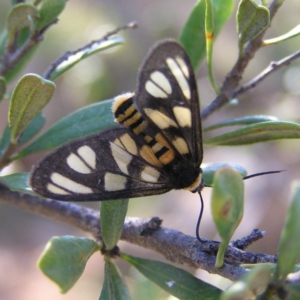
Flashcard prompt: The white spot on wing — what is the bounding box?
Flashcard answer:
[172,137,189,154]
[173,106,191,127]
[47,183,71,195]
[120,134,138,155]
[77,146,96,169]
[150,71,172,93]
[145,81,168,98]
[104,172,127,191]
[67,153,91,174]
[110,142,132,175]
[50,173,93,194]
[176,56,189,78]
[144,108,178,129]
[166,57,191,100]
[145,71,172,98]
[141,166,160,182]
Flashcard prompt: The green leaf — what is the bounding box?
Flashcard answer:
[121,253,222,300]
[237,0,270,52]
[38,236,100,293]
[15,99,114,159]
[6,4,39,48]
[49,37,124,80]
[0,28,7,56]
[204,121,300,146]
[205,0,220,94]
[179,0,234,69]
[19,113,45,144]
[275,182,300,281]
[0,115,44,160]
[211,167,244,267]
[37,0,67,30]
[101,199,129,250]
[8,74,55,144]
[286,281,300,300]
[99,256,131,300]
[204,115,278,131]
[0,126,11,157]
[0,172,32,194]
[202,162,247,186]
[264,24,300,46]
[0,76,6,101]
[221,264,272,300]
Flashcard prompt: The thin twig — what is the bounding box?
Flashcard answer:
[230,229,265,250]
[201,0,283,120]
[0,183,277,282]
[43,21,138,80]
[0,18,59,77]
[233,49,300,97]
[0,31,44,76]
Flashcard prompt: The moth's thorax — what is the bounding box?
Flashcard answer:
[165,160,202,191]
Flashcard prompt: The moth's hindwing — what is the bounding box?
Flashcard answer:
[30,127,172,201]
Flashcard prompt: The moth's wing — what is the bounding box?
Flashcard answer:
[134,40,203,166]
[30,127,172,201]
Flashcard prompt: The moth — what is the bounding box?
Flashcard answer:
[30,40,205,239]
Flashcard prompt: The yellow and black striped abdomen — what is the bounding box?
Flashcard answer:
[113,93,148,135]
[113,94,175,166]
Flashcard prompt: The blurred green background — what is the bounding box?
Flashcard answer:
[0,0,300,299]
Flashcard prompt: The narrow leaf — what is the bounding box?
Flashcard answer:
[264,24,300,46]
[237,0,270,51]
[38,236,100,293]
[204,115,278,131]
[121,253,222,300]
[180,0,234,69]
[0,126,10,157]
[37,0,67,30]
[6,4,39,48]
[204,121,300,146]
[9,74,55,144]
[205,0,220,94]
[211,167,244,267]
[0,76,6,101]
[221,264,272,299]
[99,256,131,300]
[286,280,300,299]
[15,99,114,159]
[202,162,247,186]
[101,199,129,250]
[275,182,300,281]
[19,113,45,144]
[0,115,44,161]
[0,172,32,194]
[49,37,124,80]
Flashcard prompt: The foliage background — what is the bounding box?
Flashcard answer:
[0,0,299,299]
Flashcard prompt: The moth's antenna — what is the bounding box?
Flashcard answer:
[196,191,204,243]
[195,170,285,242]
[243,170,285,180]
